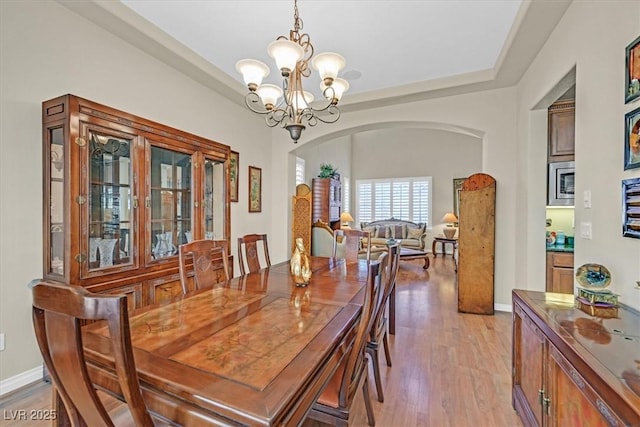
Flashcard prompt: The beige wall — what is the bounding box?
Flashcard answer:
[3,0,639,389]
[515,0,640,305]
[0,1,269,383]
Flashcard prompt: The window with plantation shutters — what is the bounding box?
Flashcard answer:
[295,157,305,186]
[355,177,432,227]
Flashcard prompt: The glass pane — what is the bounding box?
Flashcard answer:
[204,158,224,241]
[150,146,191,258]
[88,132,133,269]
[50,127,64,275]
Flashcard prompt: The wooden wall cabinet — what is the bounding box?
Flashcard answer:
[513,290,640,427]
[312,177,341,230]
[42,94,231,306]
[545,252,574,294]
[548,99,575,163]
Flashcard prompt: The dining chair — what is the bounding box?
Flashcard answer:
[178,239,230,294]
[31,280,156,426]
[366,242,401,402]
[307,253,388,426]
[332,229,371,261]
[237,233,271,275]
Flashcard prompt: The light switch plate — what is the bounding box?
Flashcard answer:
[583,190,592,208]
[0,333,5,351]
[580,222,592,239]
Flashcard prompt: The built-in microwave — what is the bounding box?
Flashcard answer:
[548,161,575,206]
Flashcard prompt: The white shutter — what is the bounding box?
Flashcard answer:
[374,182,391,220]
[357,182,372,223]
[392,181,410,220]
[295,157,305,186]
[356,177,431,226]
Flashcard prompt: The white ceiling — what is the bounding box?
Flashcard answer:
[120,0,522,99]
[59,0,572,110]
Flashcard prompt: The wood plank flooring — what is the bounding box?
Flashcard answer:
[0,255,522,426]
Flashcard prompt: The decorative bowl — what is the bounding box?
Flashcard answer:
[575,263,611,290]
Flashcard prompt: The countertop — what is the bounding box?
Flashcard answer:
[546,244,574,253]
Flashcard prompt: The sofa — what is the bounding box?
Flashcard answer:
[311,220,385,259]
[360,218,428,250]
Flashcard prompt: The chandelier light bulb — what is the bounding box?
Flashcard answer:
[312,52,346,86]
[268,39,304,76]
[235,59,269,91]
[256,84,283,110]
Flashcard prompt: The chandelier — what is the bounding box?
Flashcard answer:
[235,0,348,143]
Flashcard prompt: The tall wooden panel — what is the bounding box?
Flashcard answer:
[292,184,312,253]
[457,173,495,315]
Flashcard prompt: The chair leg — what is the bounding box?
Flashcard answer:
[367,345,384,403]
[382,332,392,367]
[362,374,376,426]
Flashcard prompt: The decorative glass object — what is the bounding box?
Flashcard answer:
[290,237,311,287]
[98,238,117,267]
[153,232,176,259]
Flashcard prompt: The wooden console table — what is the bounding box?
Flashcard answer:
[512,289,640,426]
[432,236,457,257]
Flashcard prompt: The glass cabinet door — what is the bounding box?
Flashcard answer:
[203,157,226,241]
[149,145,192,259]
[48,126,65,276]
[87,130,134,272]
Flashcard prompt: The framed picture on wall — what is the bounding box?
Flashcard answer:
[625,35,640,104]
[248,165,262,213]
[624,106,640,170]
[453,178,466,219]
[230,150,239,202]
[622,177,640,238]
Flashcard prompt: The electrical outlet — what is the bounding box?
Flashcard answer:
[0,333,5,351]
[580,222,592,239]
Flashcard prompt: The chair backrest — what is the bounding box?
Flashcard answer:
[237,234,271,275]
[338,253,387,407]
[178,239,230,294]
[332,229,371,261]
[370,242,400,341]
[31,281,154,427]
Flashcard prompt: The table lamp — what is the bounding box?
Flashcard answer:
[441,212,458,238]
[340,212,354,229]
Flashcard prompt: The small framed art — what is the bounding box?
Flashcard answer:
[624,106,640,170]
[230,150,239,202]
[248,165,262,213]
[622,177,640,238]
[625,35,640,104]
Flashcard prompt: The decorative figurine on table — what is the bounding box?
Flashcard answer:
[290,237,312,287]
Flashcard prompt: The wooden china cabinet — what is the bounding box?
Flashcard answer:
[42,94,231,309]
[312,177,341,230]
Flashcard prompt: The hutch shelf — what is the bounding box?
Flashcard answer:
[42,94,231,309]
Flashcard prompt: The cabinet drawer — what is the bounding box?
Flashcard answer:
[552,252,573,268]
[148,274,183,304]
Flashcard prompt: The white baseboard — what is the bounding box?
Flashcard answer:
[495,303,512,313]
[0,365,43,397]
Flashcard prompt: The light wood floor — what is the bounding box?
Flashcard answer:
[0,255,522,426]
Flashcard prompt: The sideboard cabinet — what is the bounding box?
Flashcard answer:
[43,95,231,308]
[512,290,640,427]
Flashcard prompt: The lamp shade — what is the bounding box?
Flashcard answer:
[256,84,283,108]
[340,212,354,223]
[441,212,458,224]
[235,59,269,89]
[268,39,304,75]
[322,77,349,102]
[312,52,346,83]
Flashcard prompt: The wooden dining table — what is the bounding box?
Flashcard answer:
[78,256,373,426]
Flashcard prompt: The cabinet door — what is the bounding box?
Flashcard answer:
[98,282,143,313]
[148,274,184,304]
[547,344,622,427]
[548,100,575,162]
[202,156,227,242]
[551,267,574,294]
[81,125,138,278]
[146,143,193,263]
[513,303,545,426]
